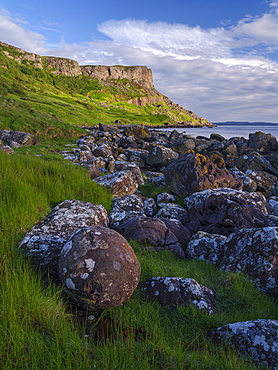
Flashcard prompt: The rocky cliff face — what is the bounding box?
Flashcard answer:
[0,41,211,126]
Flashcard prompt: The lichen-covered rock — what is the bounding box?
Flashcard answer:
[123,125,151,139]
[156,192,177,204]
[109,194,157,232]
[146,143,179,167]
[114,160,144,184]
[0,145,15,154]
[220,227,278,294]
[171,138,196,153]
[245,170,277,194]
[58,226,141,310]
[19,200,108,273]
[229,167,257,192]
[0,129,39,146]
[249,131,278,152]
[156,203,188,224]
[183,188,270,235]
[164,153,242,197]
[92,143,113,158]
[187,231,227,265]
[93,170,138,197]
[141,277,215,314]
[210,319,278,369]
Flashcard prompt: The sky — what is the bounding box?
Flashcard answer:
[1,1,278,123]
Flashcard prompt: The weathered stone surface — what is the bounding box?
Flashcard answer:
[146,144,179,167]
[171,138,196,153]
[220,227,278,294]
[245,170,277,194]
[187,231,227,265]
[210,319,278,369]
[58,226,141,310]
[0,129,39,146]
[164,153,242,197]
[0,145,15,154]
[19,200,108,273]
[109,194,157,232]
[124,125,151,139]
[141,277,215,314]
[183,188,270,235]
[156,192,177,204]
[156,203,188,224]
[93,170,138,197]
[229,167,257,192]
[123,217,179,247]
[242,152,278,175]
[114,160,144,184]
[249,131,278,152]
[92,143,113,158]
[160,218,191,249]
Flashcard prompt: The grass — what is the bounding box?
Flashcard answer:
[0,149,277,369]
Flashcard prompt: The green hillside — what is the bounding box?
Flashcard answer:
[0,42,209,143]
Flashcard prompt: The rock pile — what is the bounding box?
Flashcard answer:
[16,125,278,367]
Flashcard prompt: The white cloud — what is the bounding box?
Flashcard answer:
[1,4,278,122]
[0,9,46,53]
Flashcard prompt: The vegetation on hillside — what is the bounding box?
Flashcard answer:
[0,42,204,143]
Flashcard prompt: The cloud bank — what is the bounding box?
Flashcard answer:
[1,3,278,122]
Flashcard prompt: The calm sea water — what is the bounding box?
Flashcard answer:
[156,123,278,140]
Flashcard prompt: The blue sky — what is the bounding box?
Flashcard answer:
[1,1,278,122]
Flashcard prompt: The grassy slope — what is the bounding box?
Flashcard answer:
[0,42,202,144]
[0,149,277,369]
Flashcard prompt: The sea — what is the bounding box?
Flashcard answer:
[155,122,278,140]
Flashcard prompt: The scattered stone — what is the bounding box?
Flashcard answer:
[187,231,227,265]
[220,227,278,294]
[141,277,216,314]
[93,170,138,197]
[210,319,278,369]
[183,188,270,235]
[58,226,141,310]
[0,129,39,146]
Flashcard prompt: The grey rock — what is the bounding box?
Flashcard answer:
[141,277,215,314]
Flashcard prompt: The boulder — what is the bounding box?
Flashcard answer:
[220,227,278,294]
[109,194,157,232]
[123,125,151,139]
[156,192,177,204]
[228,167,257,192]
[160,218,191,249]
[93,170,138,198]
[249,131,278,152]
[19,200,108,273]
[59,226,140,310]
[187,231,227,265]
[156,203,188,224]
[122,216,185,258]
[164,153,242,198]
[0,145,15,154]
[210,319,278,369]
[183,188,270,235]
[245,170,277,194]
[146,144,179,167]
[0,129,39,146]
[114,160,144,184]
[141,277,215,314]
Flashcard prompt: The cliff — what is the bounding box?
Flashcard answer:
[0,41,212,126]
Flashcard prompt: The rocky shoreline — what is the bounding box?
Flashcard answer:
[2,124,278,368]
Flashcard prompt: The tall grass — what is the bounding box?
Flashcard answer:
[0,151,111,369]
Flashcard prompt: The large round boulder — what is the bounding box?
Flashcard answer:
[59,226,141,310]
